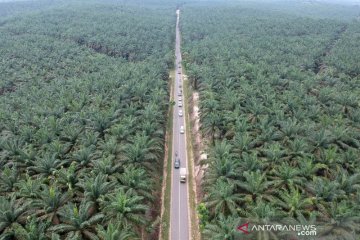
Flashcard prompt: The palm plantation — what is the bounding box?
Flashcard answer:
[182,2,360,239]
[0,0,360,239]
[0,1,173,238]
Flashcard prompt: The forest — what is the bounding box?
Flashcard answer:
[181,2,360,239]
[0,1,174,239]
[1,0,360,239]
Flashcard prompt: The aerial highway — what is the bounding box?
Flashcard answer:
[170,8,190,240]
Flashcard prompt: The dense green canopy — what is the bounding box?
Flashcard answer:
[182,2,360,239]
[0,1,174,239]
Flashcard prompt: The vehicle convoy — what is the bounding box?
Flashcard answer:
[180,167,187,183]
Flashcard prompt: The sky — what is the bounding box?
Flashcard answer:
[0,0,359,5]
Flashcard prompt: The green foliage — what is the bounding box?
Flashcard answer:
[182,2,360,239]
[0,0,174,238]
[96,222,137,240]
[197,203,210,230]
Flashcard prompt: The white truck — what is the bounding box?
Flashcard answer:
[180,167,187,183]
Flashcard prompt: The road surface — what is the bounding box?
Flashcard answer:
[170,8,190,240]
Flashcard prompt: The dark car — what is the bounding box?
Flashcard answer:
[174,158,180,168]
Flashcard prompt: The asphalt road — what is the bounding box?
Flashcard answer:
[170,9,190,240]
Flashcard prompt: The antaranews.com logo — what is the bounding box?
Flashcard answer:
[238,223,317,237]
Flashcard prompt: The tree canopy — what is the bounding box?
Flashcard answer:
[0,1,175,238]
[182,2,360,239]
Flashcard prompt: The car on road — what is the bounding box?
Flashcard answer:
[179,96,182,101]
[178,91,182,96]
[178,101,182,107]
[178,109,183,116]
[174,158,180,169]
[180,167,187,182]
[180,125,184,134]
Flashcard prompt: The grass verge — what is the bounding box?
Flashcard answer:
[160,69,175,240]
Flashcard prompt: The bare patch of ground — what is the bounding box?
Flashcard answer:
[189,90,207,201]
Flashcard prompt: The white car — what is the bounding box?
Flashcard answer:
[178,91,182,96]
[178,96,182,101]
[180,126,184,134]
[178,110,183,117]
[178,101,182,107]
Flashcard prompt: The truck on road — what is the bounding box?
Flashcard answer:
[180,167,187,183]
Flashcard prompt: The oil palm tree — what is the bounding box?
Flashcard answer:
[102,189,148,229]
[34,127,56,145]
[47,140,70,159]
[232,132,252,155]
[18,144,37,167]
[245,97,267,123]
[73,146,95,167]
[122,133,162,172]
[0,165,18,193]
[238,152,267,172]
[287,138,311,158]
[243,200,282,240]
[205,179,242,216]
[309,129,333,154]
[201,112,222,145]
[13,217,48,240]
[306,177,343,204]
[138,103,164,125]
[34,184,71,224]
[335,170,360,195]
[320,201,360,240]
[77,173,115,215]
[92,156,121,175]
[140,120,164,141]
[98,136,118,157]
[55,162,79,191]
[14,175,42,199]
[0,194,31,235]
[91,112,113,138]
[297,157,327,179]
[269,163,304,189]
[275,185,313,218]
[199,93,218,120]
[1,137,24,157]
[116,165,154,201]
[28,153,64,177]
[237,170,275,202]
[96,222,138,240]
[204,157,240,187]
[109,123,130,143]
[48,200,104,240]
[203,214,243,240]
[223,109,245,139]
[262,142,286,164]
[279,119,302,139]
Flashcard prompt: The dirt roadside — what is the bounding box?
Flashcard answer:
[189,90,207,201]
